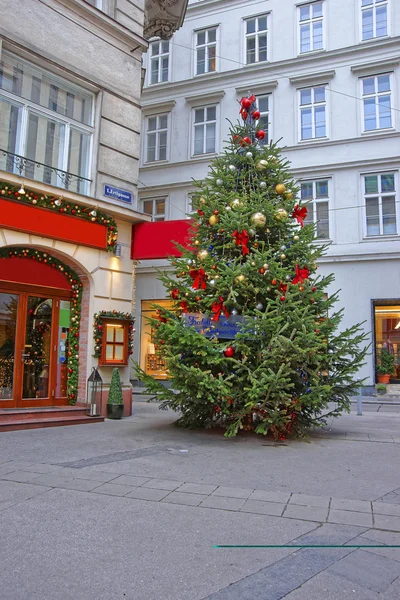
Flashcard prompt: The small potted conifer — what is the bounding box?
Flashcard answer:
[376,348,395,384]
[107,368,124,419]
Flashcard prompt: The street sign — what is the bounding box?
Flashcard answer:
[104,184,132,204]
[182,313,246,339]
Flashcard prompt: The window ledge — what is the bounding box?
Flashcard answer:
[297,137,330,146]
[359,35,390,45]
[190,152,218,160]
[143,159,169,166]
[297,49,327,59]
[351,58,400,76]
[236,79,279,96]
[142,100,176,115]
[185,90,225,106]
[361,128,396,137]
[362,235,400,242]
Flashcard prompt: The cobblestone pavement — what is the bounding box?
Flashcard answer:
[0,400,400,599]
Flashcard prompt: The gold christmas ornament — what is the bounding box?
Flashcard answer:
[285,191,293,200]
[275,184,286,195]
[280,253,286,260]
[209,215,220,225]
[257,159,268,170]
[199,197,206,204]
[293,235,300,241]
[231,198,241,207]
[274,208,288,221]
[198,250,209,260]
[236,274,246,283]
[251,212,267,227]
[194,240,200,246]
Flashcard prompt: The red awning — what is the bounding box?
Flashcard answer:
[131,219,193,260]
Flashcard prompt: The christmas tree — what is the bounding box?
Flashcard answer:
[135,93,368,439]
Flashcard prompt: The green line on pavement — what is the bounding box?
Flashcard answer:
[213,545,400,549]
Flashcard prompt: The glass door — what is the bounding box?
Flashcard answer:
[0,292,19,407]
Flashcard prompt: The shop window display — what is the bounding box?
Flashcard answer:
[374,304,400,381]
[140,300,172,379]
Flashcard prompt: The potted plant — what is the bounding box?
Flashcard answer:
[376,348,395,384]
[376,383,387,395]
[107,368,124,419]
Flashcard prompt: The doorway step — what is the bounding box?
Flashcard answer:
[0,406,104,432]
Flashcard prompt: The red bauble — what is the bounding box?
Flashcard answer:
[197,209,204,216]
[280,296,286,301]
[252,110,261,120]
[271,279,277,286]
[256,129,266,140]
[312,286,317,292]
[171,288,179,300]
[241,110,248,120]
[240,97,252,110]
[224,346,235,358]
[241,137,252,146]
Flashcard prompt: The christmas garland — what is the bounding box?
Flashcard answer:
[0,181,118,252]
[93,310,135,359]
[0,247,82,405]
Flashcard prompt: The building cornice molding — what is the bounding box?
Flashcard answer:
[185,0,264,19]
[236,79,279,96]
[141,99,177,114]
[185,90,225,106]
[144,0,188,40]
[289,69,336,86]
[142,36,400,101]
[351,57,400,76]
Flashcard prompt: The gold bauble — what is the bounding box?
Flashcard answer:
[251,212,267,227]
[198,250,209,260]
[257,160,268,170]
[293,235,300,241]
[275,184,286,195]
[280,253,286,260]
[275,208,288,221]
[285,191,293,200]
[236,274,246,283]
[194,240,200,246]
[231,199,241,207]
[199,197,206,204]
[209,215,219,225]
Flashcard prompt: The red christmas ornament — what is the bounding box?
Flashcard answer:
[240,97,252,110]
[271,279,277,286]
[252,110,261,120]
[213,210,219,215]
[224,346,235,358]
[256,129,266,140]
[280,296,286,302]
[241,110,248,121]
[171,288,179,300]
[197,209,204,216]
[312,286,317,292]
[241,137,252,146]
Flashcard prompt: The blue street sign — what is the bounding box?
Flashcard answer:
[104,184,133,204]
[182,313,246,339]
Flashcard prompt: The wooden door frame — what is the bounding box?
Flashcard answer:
[0,282,72,408]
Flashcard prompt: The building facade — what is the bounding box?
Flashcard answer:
[0,0,187,420]
[136,0,400,390]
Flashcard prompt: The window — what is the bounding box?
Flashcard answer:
[255,95,270,145]
[301,179,330,238]
[364,173,396,236]
[245,15,268,64]
[145,114,168,162]
[100,321,129,366]
[299,2,324,53]
[143,197,166,221]
[149,40,169,85]
[362,0,388,40]
[361,74,392,132]
[299,86,327,140]
[193,105,217,155]
[0,52,93,194]
[195,27,217,75]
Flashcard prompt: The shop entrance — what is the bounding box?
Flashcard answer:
[0,284,71,408]
[374,303,400,383]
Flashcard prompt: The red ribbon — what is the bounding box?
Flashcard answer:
[233,230,249,255]
[180,301,189,313]
[190,268,207,290]
[292,265,309,285]
[291,204,308,227]
[280,283,288,295]
[211,297,229,322]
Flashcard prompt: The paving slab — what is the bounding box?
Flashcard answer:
[289,493,331,508]
[141,478,183,491]
[373,502,400,517]
[0,480,52,511]
[0,470,45,483]
[248,490,291,504]
[175,483,218,495]
[331,498,372,513]
[199,496,246,511]
[374,514,400,532]
[28,473,74,488]
[283,504,329,523]
[328,549,400,593]
[161,491,207,506]
[90,482,135,497]
[18,463,59,474]
[211,486,254,499]
[328,509,373,528]
[357,536,400,562]
[107,474,152,487]
[57,478,103,492]
[282,570,379,600]
[240,500,285,517]
[125,487,170,501]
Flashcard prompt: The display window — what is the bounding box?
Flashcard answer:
[374,303,400,382]
[140,300,172,379]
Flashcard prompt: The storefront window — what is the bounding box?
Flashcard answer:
[374,304,400,381]
[56,300,70,397]
[140,300,172,379]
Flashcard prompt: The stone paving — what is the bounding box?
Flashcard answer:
[1,401,400,599]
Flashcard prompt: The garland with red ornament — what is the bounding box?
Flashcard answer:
[133,92,368,440]
[0,247,82,404]
[0,181,118,252]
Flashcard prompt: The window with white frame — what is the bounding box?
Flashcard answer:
[149,40,169,85]
[299,86,327,140]
[256,95,270,145]
[299,2,324,53]
[84,0,109,14]
[193,105,217,155]
[301,179,330,239]
[361,0,388,41]
[142,197,166,221]
[195,27,217,75]
[145,114,168,162]
[244,14,268,64]
[361,73,392,132]
[0,52,93,194]
[364,173,396,236]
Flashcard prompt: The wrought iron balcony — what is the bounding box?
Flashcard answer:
[0,149,92,195]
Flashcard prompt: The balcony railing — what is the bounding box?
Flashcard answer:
[0,149,92,195]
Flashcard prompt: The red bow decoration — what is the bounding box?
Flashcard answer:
[180,301,189,313]
[280,283,288,295]
[233,230,249,255]
[292,265,309,285]
[211,297,229,322]
[190,268,207,290]
[291,204,308,227]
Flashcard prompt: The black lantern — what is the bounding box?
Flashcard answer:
[86,367,103,416]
